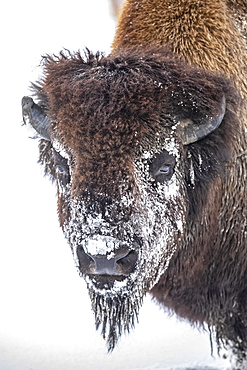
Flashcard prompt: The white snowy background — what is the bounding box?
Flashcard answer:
[1,1,232,369]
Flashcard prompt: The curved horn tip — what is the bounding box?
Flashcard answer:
[22,96,34,111]
[21,96,51,141]
[180,95,226,145]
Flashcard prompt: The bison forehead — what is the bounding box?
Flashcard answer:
[43,48,232,171]
[50,79,169,158]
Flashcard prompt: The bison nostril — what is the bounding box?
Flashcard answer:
[116,250,138,274]
[77,246,96,274]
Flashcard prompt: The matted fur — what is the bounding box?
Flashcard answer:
[112,0,247,97]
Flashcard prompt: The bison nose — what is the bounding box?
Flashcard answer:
[90,249,138,275]
[77,247,138,276]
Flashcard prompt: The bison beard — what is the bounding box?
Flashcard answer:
[83,239,173,352]
[87,278,142,351]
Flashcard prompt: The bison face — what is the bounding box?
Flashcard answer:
[22,48,228,350]
[54,124,186,350]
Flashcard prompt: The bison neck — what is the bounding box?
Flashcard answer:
[112,0,247,95]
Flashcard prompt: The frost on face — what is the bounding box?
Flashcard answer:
[133,136,185,278]
[84,236,120,256]
[62,133,186,351]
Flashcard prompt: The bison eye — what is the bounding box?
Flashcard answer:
[150,150,176,183]
[159,164,171,174]
[56,165,65,173]
[53,149,71,187]
[55,162,70,186]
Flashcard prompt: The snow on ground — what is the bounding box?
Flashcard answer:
[1,1,231,369]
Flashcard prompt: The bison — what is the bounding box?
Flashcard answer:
[22,0,247,367]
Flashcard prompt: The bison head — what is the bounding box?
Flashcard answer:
[22,48,233,350]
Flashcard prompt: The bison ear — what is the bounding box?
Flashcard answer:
[22,96,51,141]
[178,96,226,145]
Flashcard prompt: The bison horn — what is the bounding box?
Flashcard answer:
[22,96,51,141]
[179,96,226,145]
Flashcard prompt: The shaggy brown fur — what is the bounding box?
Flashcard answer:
[112,0,247,96]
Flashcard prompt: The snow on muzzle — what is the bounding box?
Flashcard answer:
[76,236,138,288]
